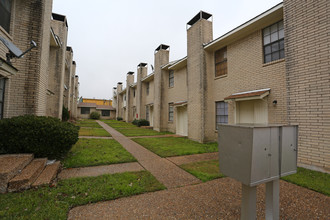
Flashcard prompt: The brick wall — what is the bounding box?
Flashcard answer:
[284,0,330,171]
[63,49,73,109]
[46,18,67,119]
[204,29,288,141]
[4,0,53,117]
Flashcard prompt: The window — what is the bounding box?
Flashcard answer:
[146,82,149,95]
[0,0,12,33]
[169,70,174,87]
[216,101,228,128]
[215,47,227,77]
[102,110,110,116]
[263,20,284,63]
[81,107,90,115]
[133,89,135,97]
[168,103,174,122]
[0,78,6,119]
[124,95,126,101]
[146,106,149,121]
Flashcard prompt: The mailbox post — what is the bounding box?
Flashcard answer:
[218,124,298,220]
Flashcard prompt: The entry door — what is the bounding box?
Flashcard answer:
[176,106,188,136]
[150,106,154,126]
[236,100,268,124]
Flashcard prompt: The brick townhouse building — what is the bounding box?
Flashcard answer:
[0,0,79,120]
[113,0,329,172]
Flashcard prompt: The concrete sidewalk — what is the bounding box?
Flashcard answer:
[96,120,201,189]
[68,177,330,219]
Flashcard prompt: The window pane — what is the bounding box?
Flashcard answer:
[272,42,279,52]
[280,50,285,59]
[263,27,270,36]
[279,29,284,39]
[215,101,228,127]
[264,35,270,45]
[271,32,278,42]
[264,45,271,55]
[271,23,278,33]
[272,51,280,61]
[265,54,271,63]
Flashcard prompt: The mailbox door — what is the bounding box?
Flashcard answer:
[251,128,271,185]
[218,125,253,186]
[281,126,298,176]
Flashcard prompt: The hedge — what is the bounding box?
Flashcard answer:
[90,111,100,120]
[0,115,79,159]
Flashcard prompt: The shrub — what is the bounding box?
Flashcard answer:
[132,119,138,126]
[0,115,79,159]
[62,106,70,121]
[137,119,150,127]
[117,117,123,121]
[90,111,100,120]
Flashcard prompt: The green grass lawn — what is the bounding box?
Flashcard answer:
[101,120,172,137]
[180,160,225,182]
[63,139,136,168]
[281,167,330,196]
[117,128,172,137]
[79,127,111,137]
[75,120,102,128]
[101,120,137,128]
[0,171,165,220]
[132,137,218,157]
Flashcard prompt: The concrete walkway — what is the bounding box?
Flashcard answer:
[68,177,330,219]
[96,120,201,189]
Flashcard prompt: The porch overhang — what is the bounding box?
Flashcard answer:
[224,88,270,102]
[173,101,187,107]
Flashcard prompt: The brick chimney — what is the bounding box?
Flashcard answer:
[187,11,213,142]
[153,44,170,131]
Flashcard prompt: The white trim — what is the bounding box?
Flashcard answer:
[231,88,270,96]
[168,57,187,70]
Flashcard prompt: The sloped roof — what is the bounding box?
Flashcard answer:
[96,105,115,110]
[78,102,96,108]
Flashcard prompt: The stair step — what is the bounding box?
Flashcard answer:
[8,158,47,192]
[0,154,34,193]
[32,161,61,187]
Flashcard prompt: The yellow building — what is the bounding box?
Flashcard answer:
[82,98,112,106]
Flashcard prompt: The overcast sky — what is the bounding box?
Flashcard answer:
[52,0,282,100]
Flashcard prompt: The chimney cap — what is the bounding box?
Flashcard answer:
[113,87,117,89]
[187,11,212,26]
[138,63,147,67]
[155,44,170,52]
[117,82,123,85]
[127,71,134,75]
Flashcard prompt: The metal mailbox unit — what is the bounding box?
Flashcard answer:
[218,124,298,220]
